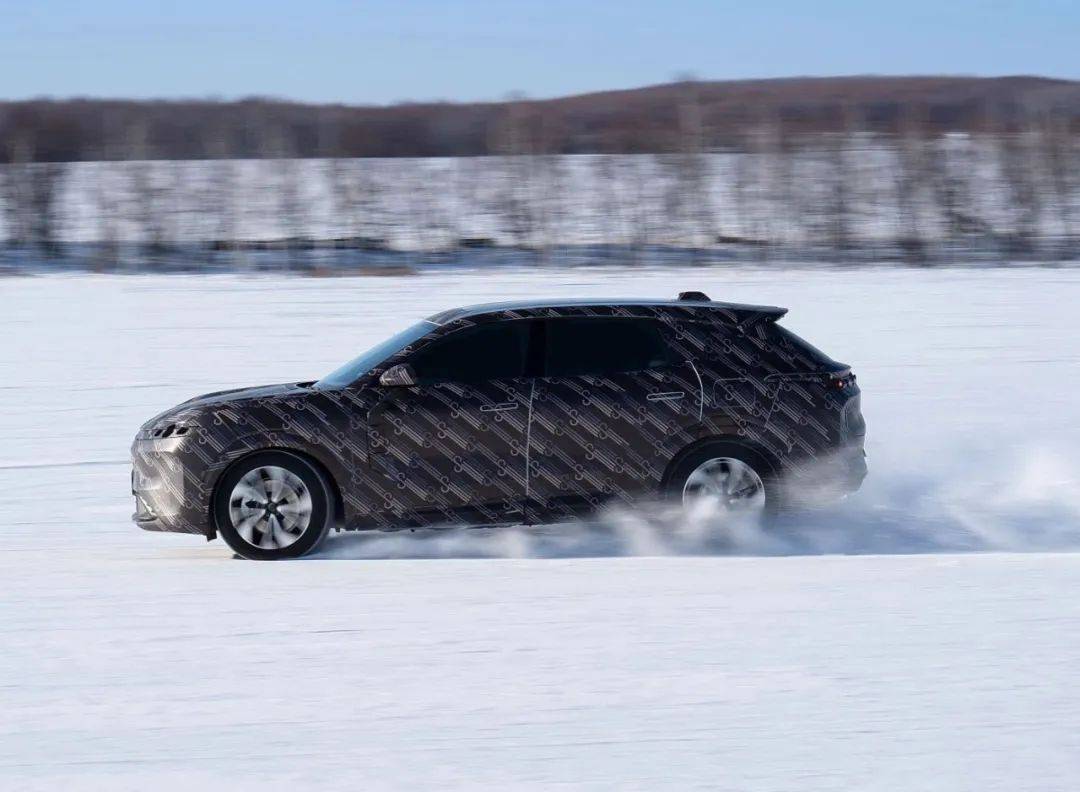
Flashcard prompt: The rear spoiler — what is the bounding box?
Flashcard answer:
[719,303,788,327]
[676,291,786,325]
[741,305,787,322]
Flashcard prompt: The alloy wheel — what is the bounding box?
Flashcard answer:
[681,456,766,517]
[228,465,313,550]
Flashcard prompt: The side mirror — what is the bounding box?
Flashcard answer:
[379,363,418,387]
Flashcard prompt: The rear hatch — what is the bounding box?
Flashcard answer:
[766,321,864,439]
[766,323,849,376]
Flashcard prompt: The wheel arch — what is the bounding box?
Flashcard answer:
[661,433,783,490]
[207,445,345,537]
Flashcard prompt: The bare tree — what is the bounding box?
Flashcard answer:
[593,154,624,255]
[88,158,120,271]
[201,119,242,268]
[751,112,789,260]
[660,79,715,254]
[995,110,1044,259]
[925,132,987,261]
[124,120,171,265]
[326,156,388,252]
[1,136,31,250]
[356,160,387,248]
[893,108,932,263]
[823,108,856,258]
[744,121,784,260]
[1038,113,1079,260]
[768,116,802,254]
[2,133,66,260]
[256,120,310,270]
[489,97,543,250]
[326,157,355,243]
[529,110,569,262]
[27,163,66,258]
[623,155,656,262]
[403,158,452,254]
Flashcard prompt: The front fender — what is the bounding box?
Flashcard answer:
[211,431,352,489]
[192,430,355,529]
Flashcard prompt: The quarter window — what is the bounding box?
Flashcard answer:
[543,318,676,377]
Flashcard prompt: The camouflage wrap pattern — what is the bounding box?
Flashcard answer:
[131,300,864,536]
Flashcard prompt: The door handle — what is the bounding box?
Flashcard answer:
[647,391,686,402]
[480,401,519,412]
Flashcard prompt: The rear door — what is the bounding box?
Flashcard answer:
[526,316,700,518]
[367,319,534,525]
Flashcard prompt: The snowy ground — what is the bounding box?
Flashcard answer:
[3,267,1080,790]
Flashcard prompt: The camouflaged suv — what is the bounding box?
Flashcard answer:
[132,292,866,559]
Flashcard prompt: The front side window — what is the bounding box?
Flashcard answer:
[544,318,676,377]
[408,320,532,383]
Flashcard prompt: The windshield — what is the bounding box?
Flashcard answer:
[313,321,435,389]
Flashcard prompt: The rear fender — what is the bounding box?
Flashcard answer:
[662,433,783,490]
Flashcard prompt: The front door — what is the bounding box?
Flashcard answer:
[367,319,534,525]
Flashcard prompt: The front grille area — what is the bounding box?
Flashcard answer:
[131,448,186,520]
[133,491,157,520]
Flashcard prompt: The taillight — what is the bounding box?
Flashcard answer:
[829,369,857,390]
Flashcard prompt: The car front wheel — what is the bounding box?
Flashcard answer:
[214,451,333,560]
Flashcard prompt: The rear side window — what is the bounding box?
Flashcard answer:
[544,318,676,377]
[408,320,531,383]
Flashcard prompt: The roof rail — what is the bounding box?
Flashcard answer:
[677,291,711,302]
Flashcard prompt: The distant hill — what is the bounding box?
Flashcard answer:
[2,75,1079,162]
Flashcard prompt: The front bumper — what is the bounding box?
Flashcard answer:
[131,437,213,536]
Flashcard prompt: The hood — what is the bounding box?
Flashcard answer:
[175,381,309,410]
[139,382,309,436]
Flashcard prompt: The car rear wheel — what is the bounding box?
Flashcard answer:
[666,442,779,524]
[214,451,332,560]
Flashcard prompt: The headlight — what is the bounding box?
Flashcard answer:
[148,419,196,439]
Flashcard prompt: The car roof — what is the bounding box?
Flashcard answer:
[426,297,787,325]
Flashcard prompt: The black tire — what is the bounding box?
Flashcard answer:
[664,440,782,520]
[214,450,333,560]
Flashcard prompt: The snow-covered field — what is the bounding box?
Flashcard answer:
[3,267,1080,790]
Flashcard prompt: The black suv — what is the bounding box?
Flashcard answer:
[132,292,866,559]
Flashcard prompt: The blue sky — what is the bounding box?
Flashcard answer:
[3,0,1078,103]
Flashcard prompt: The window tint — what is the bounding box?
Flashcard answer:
[544,318,675,377]
[408,320,531,383]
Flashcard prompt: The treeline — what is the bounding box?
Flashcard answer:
[2,133,1078,270]
[3,75,1080,162]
